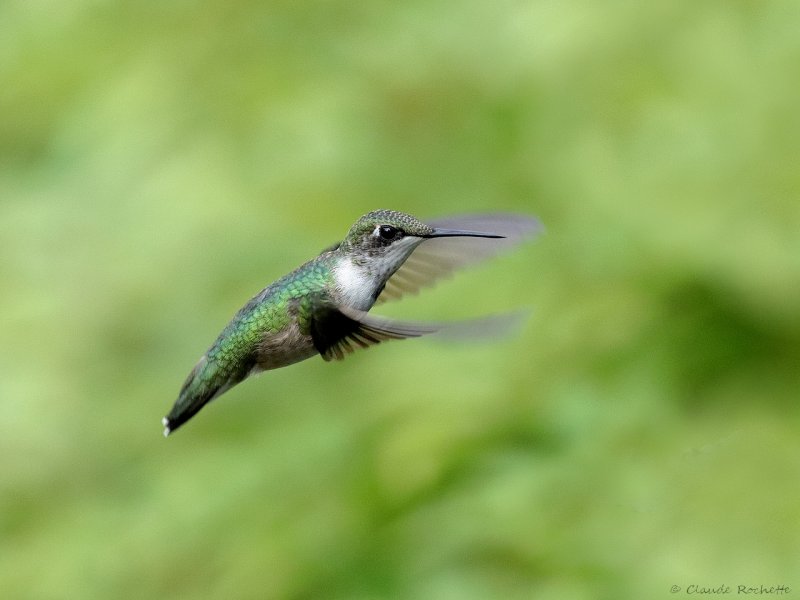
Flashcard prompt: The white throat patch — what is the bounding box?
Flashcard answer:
[333,237,422,310]
[333,259,375,311]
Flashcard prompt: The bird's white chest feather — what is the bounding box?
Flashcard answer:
[334,259,376,310]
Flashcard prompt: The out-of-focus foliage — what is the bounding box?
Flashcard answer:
[2,1,799,598]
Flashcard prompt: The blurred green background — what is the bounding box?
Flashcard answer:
[2,1,799,598]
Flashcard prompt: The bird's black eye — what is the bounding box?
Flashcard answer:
[378,225,400,240]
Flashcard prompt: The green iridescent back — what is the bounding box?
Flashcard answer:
[204,252,337,375]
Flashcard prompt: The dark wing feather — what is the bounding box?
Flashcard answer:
[310,301,530,362]
[377,213,542,304]
[309,303,441,361]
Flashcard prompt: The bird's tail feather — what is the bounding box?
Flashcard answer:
[162,356,233,436]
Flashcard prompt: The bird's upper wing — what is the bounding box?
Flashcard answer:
[376,213,542,304]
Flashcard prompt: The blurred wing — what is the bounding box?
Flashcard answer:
[310,302,530,362]
[377,213,543,304]
[310,304,441,361]
[311,305,529,360]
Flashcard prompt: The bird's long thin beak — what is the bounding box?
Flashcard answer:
[425,228,505,239]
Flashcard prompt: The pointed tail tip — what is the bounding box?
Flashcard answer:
[162,416,172,438]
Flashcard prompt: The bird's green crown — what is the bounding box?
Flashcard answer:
[340,209,434,252]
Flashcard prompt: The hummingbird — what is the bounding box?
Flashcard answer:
[162,209,541,436]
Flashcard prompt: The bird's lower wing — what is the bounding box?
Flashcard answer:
[310,303,528,362]
[309,304,438,361]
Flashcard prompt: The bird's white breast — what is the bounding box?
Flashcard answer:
[333,258,377,311]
